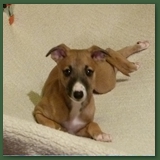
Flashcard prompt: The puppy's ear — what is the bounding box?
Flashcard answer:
[88,45,108,61]
[46,44,70,63]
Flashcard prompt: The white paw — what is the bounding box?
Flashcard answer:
[94,133,112,142]
[134,62,140,70]
[137,40,150,50]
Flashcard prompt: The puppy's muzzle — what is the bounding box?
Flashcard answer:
[71,82,87,102]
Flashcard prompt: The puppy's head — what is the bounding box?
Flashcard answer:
[46,44,108,103]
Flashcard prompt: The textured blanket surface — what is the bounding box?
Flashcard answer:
[3,4,155,156]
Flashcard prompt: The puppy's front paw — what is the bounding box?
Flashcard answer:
[137,40,150,50]
[94,133,112,142]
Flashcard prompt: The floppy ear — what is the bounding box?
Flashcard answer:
[88,45,108,61]
[46,44,70,63]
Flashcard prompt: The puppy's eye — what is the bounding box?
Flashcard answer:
[85,67,94,77]
[63,67,72,77]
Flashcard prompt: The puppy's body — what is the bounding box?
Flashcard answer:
[33,41,149,142]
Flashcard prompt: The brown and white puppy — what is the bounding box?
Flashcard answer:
[33,41,149,142]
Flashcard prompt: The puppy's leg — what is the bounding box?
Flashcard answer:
[33,101,65,131]
[106,48,140,76]
[117,40,150,58]
[76,122,112,142]
[105,41,150,76]
[34,109,66,131]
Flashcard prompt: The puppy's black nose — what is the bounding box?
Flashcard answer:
[73,91,83,100]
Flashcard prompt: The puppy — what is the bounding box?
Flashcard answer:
[33,41,149,142]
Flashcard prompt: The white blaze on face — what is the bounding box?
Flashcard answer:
[71,81,87,102]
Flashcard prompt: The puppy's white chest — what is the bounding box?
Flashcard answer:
[70,116,85,128]
[63,101,86,134]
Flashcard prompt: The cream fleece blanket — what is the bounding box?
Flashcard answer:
[3,4,155,156]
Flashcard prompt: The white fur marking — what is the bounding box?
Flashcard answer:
[94,133,112,142]
[63,101,86,134]
[73,82,85,92]
[134,62,140,70]
[137,40,150,50]
[72,82,87,102]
